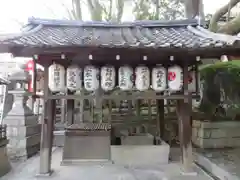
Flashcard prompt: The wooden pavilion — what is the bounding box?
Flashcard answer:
[0,17,240,176]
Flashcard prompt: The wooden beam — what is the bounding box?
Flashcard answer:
[47,94,198,100]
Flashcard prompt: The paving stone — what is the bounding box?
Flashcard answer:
[2,148,213,180]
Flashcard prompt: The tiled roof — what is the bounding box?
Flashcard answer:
[0,18,240,50]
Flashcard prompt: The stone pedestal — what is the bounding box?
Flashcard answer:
[4,92,41,159]
[0,139,11,177]
[3,66,41,159]
[192,120,240,148]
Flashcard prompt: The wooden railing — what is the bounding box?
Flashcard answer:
[0,124,7,141]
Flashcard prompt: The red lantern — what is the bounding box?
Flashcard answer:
[25,60,35,92]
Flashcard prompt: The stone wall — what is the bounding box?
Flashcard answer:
[192,120,240,148]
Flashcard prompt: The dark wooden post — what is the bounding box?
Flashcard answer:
[66,91,74,125]
[108,100,112,123]
[156,99,165,140]
[39,62,55,176]
[31,57,37,110]
[60,99,66,124]
[177,63,194,173]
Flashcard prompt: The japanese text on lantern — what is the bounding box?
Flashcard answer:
[85,68,92,89]
[105,67,113,87]
[135,66,150,91]
[119,68,126,87]
[141,67,148,87]
[101,66,115,91]
[118,66,133,91]
[53,65,61,87]
[152,66,166,91]
[168,65,182,91]
[84,66,99,91]
[156,70,164,87]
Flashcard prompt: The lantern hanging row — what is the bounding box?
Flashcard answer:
[48,63,197,93]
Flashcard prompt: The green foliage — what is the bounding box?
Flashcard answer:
[199,61,240,121]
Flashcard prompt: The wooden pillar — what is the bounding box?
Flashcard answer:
[79,99,84,123]
[66,91,74,125]
[176,63,194,173]
[156,98,164,139]
[136,99,141,116]
[60,99,66,124]
[108,100,112,123]
[94,89,103,123]
[39,63,55,176]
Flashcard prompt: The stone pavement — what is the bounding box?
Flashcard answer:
[194,148,240,180]
[1,148,213,180]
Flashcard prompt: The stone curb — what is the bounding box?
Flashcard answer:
[193,152,239,180]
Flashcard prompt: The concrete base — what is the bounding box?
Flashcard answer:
[0,140,11,177]
[61,159,113,166]
[121,133,154,145]
[53,131,65,147]
[36,170,54,177]
[111,141,170,166]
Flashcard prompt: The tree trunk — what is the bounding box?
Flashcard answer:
[73,0,82,20]
[87,0,103,21]
[209,0,240,32]
[218,14,240,35]
[184,0,204,20]
[116,0,124,22]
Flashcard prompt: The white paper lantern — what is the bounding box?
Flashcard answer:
[48,63,65,92]
[188,70,200,92]
[135,65,150,91]
[101,66,116,91]
[168,65,183,91]
[152,66,166,92]
[66,65,82,91]
[84,65,99,91]
[118,65,133,91]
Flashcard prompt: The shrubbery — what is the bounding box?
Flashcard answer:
[199,61,240,121]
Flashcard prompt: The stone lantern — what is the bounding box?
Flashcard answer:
[3,64,41,159]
